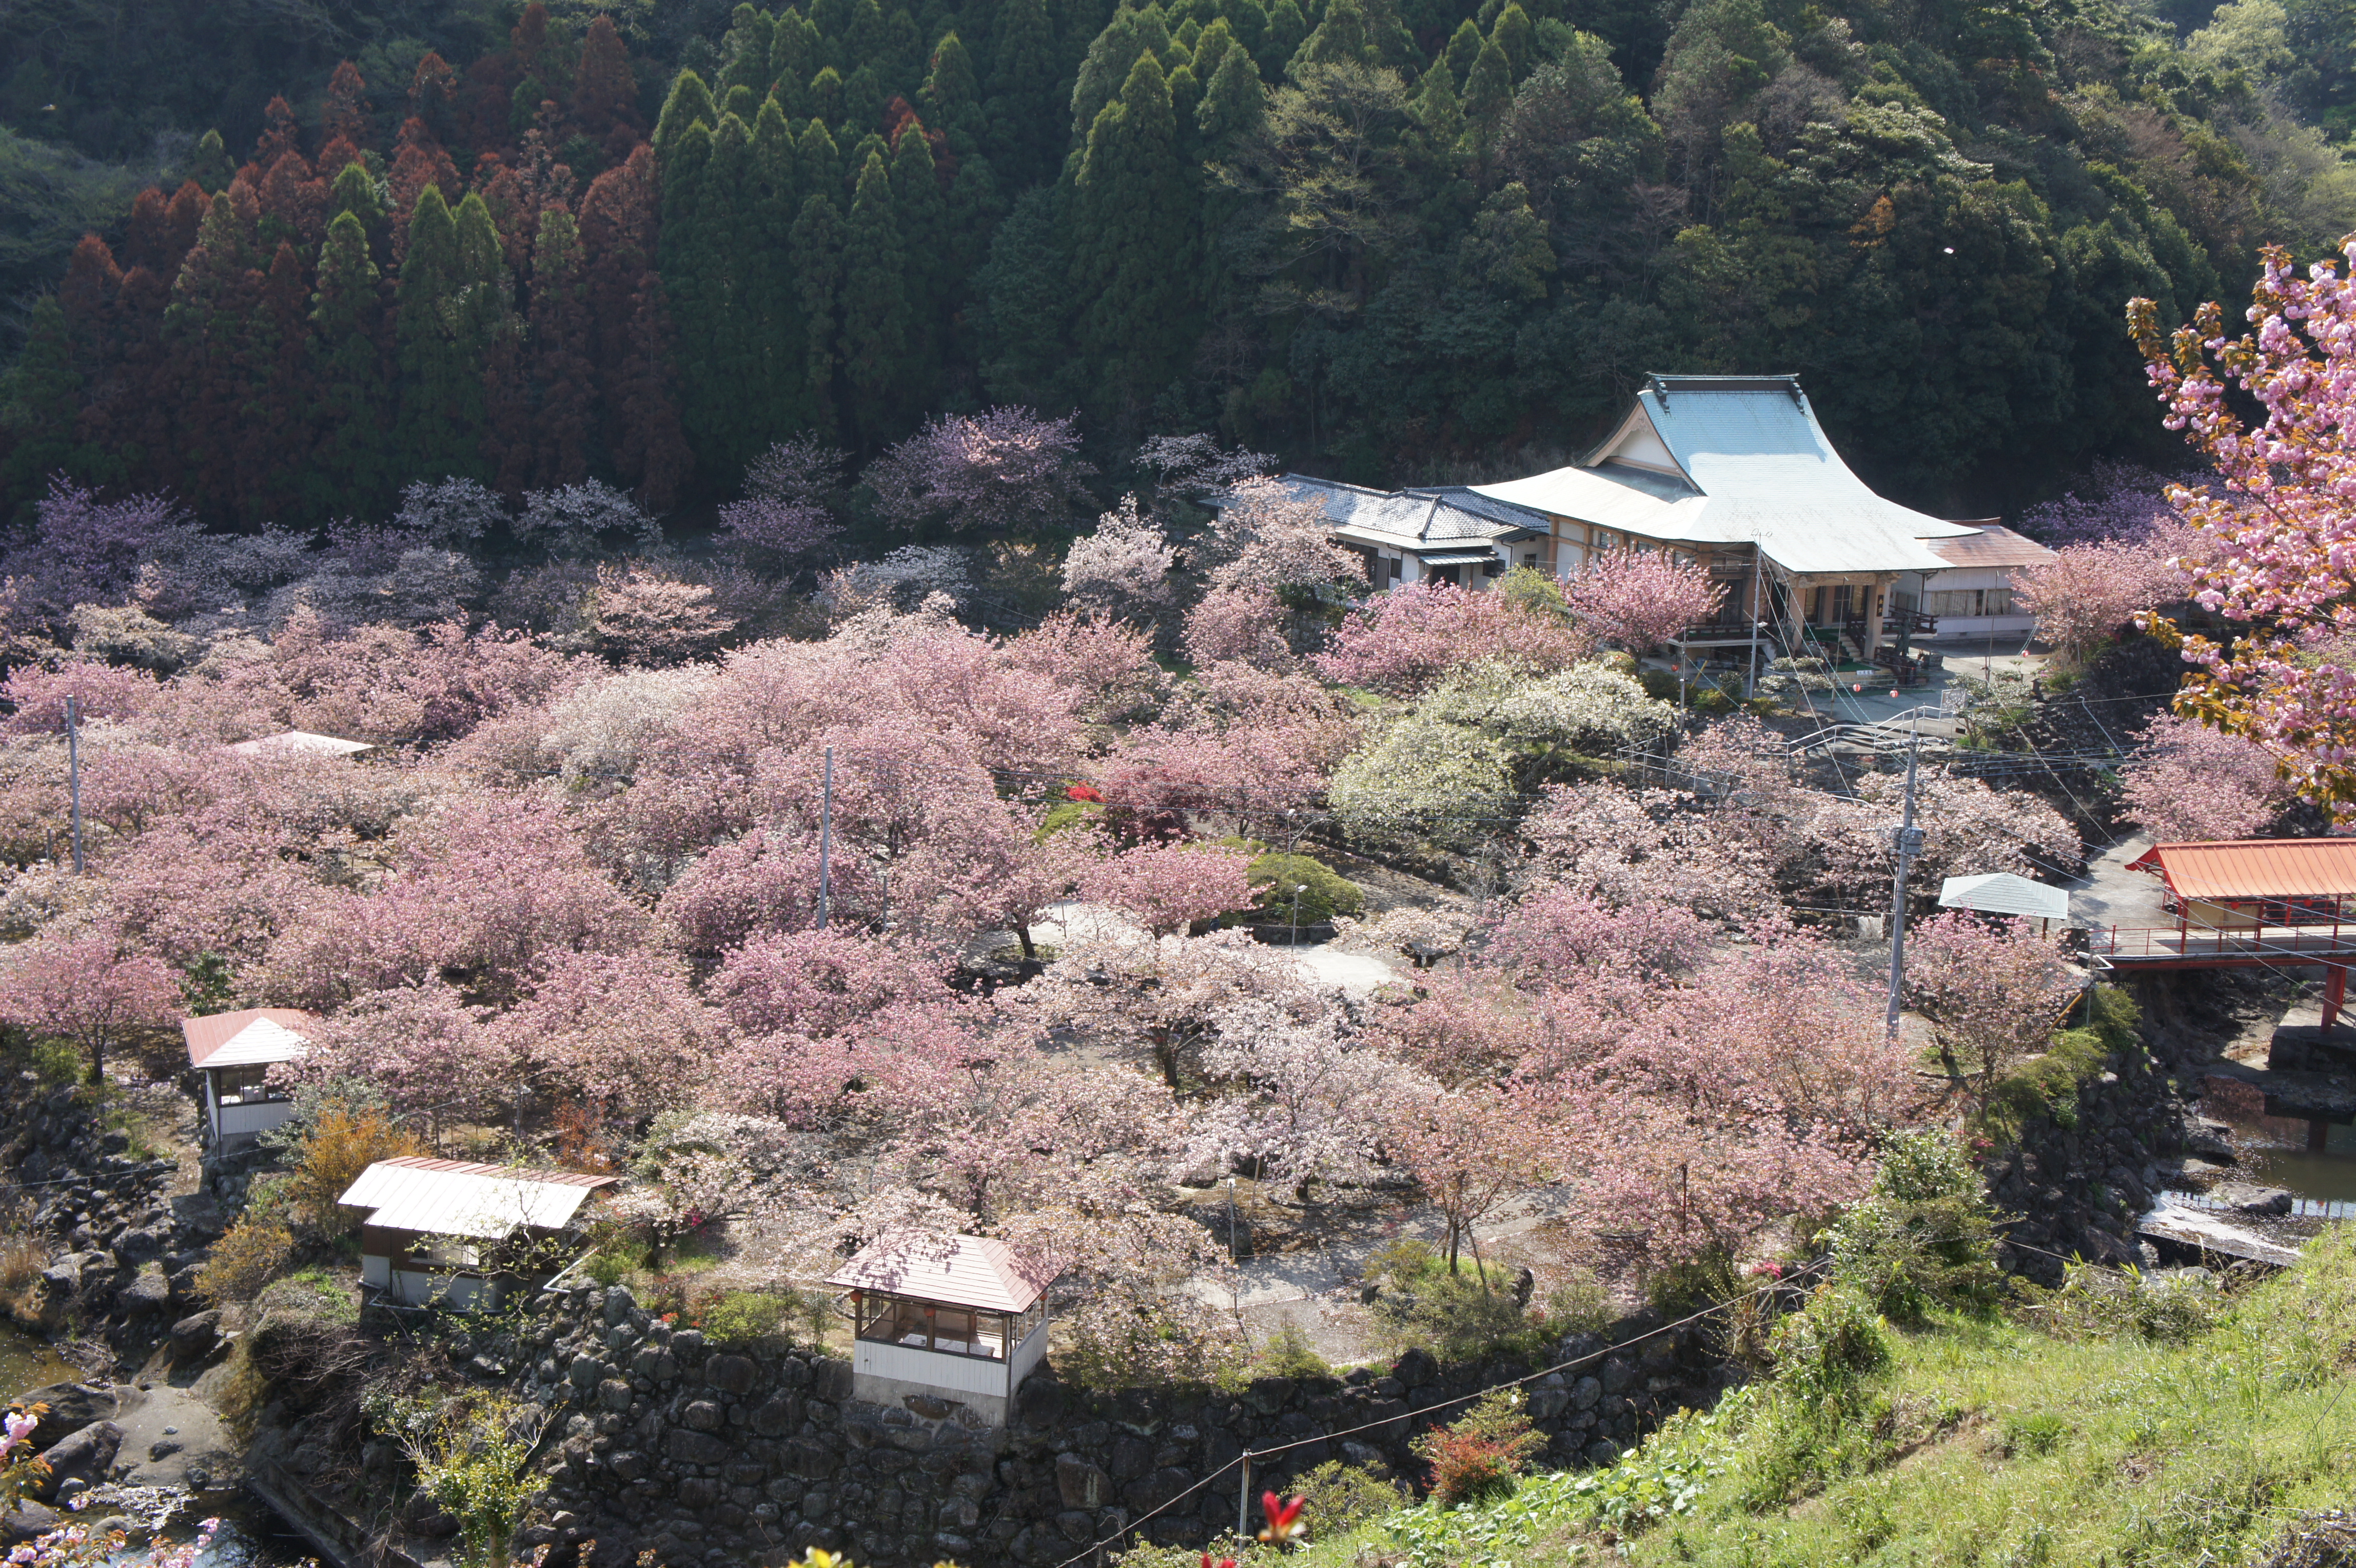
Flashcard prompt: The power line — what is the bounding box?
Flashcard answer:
[1046,1258,1834,1568]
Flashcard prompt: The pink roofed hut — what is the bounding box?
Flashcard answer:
[183,1007,315,1148]
[826,1232,1053,1425]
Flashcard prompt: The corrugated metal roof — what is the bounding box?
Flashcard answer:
[2124,840,2356,901]
[227,731,373,759]
[1938,873,2069,919]
[339,1156,617,1239]
[1925,525,2057,570]
[184,1008,316,1070]
[824,1230,1049,1313]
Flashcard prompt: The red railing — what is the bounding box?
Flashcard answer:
[2088,923,2356,960]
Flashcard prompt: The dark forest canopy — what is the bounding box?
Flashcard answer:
[4,0,2356,525]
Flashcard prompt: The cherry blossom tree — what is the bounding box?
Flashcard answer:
[706,928,960,1038]
[1314,581,1592,694]
[1062,496,1176,613]
[1903,912,2082,1089]
[0,932,179,1083]
[865,406,1093,532]
[2118,711,2291,842]
[657,828,885,955]
[1182,585,1294,669]
[2011,531,2192,668]
[1187,999,1425,1198]
[1011,925,1321,1088]
[495,949,720,1116]
[1384,1085,1555,1273]
[1000,611,1169,723]
[1077,841,1264,937]
[588,566,736,665]
[2131,252,2356,811]
[1358,972,1542,1087]
[289,981,515,1118]
[719,434,847,557]
[1562,551,1724,651]
[2014,460,2185,545]
[1,661,162,733]
[1485,884,1707,984]
[1200,477,1364,595]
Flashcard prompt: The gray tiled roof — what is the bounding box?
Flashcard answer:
[1270,476,1535,547]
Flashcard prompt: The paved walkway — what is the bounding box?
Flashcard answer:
[1020,901,1409,997]
[2065,834,2167,931]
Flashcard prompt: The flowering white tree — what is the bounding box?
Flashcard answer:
[865,406,1093,532]
[719,434,847,557]
[1188,1001,1426,1198]
[1062,495,1176,613]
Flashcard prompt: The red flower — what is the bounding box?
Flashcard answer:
[1067,783,1105,802]
[1258,1492,1306,1545]
[1202,1556,1239,1568]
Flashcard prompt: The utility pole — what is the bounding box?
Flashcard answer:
[65,695,84,876]
[816,745,834,929]
[1882,715,1924,1040]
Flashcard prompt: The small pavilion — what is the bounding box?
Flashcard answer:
[2097,839,2356,1016]
[184,1007,315,1147]
[1938,872,2069,933]
[827,1231,1052,1425]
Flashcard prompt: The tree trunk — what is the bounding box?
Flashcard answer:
[1016,924,1036,961]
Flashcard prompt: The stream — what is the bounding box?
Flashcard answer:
[3,1323,308,1568]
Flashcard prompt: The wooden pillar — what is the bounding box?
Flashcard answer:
[1861,581,1886,662]
[2310,1119,2331,1153]
[2326,963,2348,1032]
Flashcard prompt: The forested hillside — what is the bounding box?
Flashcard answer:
[5,0,2356,523]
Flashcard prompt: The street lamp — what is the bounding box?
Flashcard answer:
[1291,884,1308,945]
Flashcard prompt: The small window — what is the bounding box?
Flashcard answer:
[1522,552,1537,569]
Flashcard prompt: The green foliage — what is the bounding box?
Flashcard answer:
[1238,851,1363,926]
[396,1395,549,1568]
[2038,1259,2223,1345]
[1974,985,2138,1144]
[1824,1128,2005,1320]
[694,1287,829,1346]
[1292,1459,1410,1535]
[1364,1239,1586,1363]
[1253,1318,1333,1377]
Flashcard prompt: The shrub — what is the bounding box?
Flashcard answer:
[1768,1286,1893,1400]
[1291,1459,1408,1534]
[195,1216,294,1308]
[694,1289,816,1347]
[1412,1387,1547,1506]
[1367,1243,1542,1363]
[1239,851,1363,927]
[1253,1319,1332,1379]
[1826,1128,2005,1319]
[270,1086,428,1239]
[2041,1261,2222,1345]
[1542,1270,1613,1337]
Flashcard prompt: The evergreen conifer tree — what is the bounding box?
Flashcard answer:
[1070,52,1196,420]
[1196,28,1265,146]
[790,192,847,437]
[395,185,481,475]
[1460,38,1512,153]
[654,71,719,153]
[922,33,985,151]
[527,208,596,486]
[1293,0,1370,68]
[798,116,847,196]
[891,119,949,393]
[985,0,1061,184]
[721,5,780,98]
[1443,17,1482,84]
[772,12,823,115]
[307,209,390,514]
[1490,3,1534,79]
[839,151,909,442]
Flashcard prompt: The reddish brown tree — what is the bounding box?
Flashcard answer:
[579,146,689,505]
[257,150,327,250]
[572,14,642,156]
[253,96,302,169]
[388,118,461,261]
[322,60,371,150]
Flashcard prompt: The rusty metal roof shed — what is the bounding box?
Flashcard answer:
[339,1157,617,1238]
[825,1231,1049,1314]
[2125,840,2356,903]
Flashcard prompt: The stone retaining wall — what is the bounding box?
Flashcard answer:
[478,1284,1737,1568]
